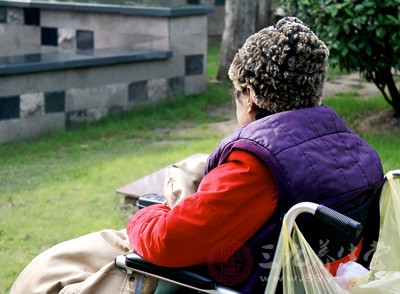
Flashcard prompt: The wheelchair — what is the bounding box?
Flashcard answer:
[115,171,399,293]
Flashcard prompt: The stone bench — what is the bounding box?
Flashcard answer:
[116,153,206,210]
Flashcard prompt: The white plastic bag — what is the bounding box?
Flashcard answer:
[276,170,400,294]
[334,261,369,290]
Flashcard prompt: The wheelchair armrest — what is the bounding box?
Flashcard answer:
[115,252,240,293]
[125,252,214,289]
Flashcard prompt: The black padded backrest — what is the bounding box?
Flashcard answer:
[295,188,381,266]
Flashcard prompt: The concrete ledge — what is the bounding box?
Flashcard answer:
[117,167,167,199]
[0,1,214,16]
[0,48,173,76]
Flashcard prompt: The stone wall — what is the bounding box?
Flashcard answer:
[32,0,226,38]
[0,1,212,144]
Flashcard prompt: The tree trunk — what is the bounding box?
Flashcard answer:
[370,68,400,117]
[216,0,257,81]
[256,0,273,31]
[383,69,400,117]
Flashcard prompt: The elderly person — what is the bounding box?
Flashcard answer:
[126,17,383,293]
[11,17,383,294]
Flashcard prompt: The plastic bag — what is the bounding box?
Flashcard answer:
[336,261,369,278]
[275,170,400,294]
[346,170,400,293]
[280,221,347,293]
[334,262,369,291]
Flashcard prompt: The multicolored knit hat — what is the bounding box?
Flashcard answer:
[229,17,329,113]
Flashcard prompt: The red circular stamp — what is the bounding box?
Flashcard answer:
[207,239,253,286]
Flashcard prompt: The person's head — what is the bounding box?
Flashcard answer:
[229,17,329,126]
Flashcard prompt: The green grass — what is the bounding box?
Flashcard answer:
[327,65,343,80]
[207,40,220,80]
[1,43,399,292]
[324,92,389,130]
[0,81,233,292]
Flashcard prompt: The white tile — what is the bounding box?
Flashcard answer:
[20,92,44,118]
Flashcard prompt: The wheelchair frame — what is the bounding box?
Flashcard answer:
[115,202,363,294]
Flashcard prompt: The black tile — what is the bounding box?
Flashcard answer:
[185,54,204,76]
[76,30,94,50]
[215,0,226,6]
[168,77,184,96]
[0,7,7,23]
[187,0,200,4]
[24,8,40,26]
[128,81,148,103]
[41,27,58,47]
[45,90,65,113]
[0,96,20,120]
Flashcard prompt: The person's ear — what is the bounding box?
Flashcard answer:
[246,86,257,114]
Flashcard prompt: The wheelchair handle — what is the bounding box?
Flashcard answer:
[315,205,362,238]
[266,202,363,294]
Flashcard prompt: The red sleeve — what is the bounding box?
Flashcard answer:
[126,150,278,267]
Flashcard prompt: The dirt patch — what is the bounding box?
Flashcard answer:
[324,72,380,98]
[207,73,396,135]
[357,109,400,134]
[326,73,400,134]
[209,119,238,135]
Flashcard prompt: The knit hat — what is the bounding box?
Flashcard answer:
[228,17,329,113]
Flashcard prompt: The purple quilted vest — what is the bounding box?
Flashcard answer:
[205,105,383,293]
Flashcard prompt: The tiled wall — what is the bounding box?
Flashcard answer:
[121,0,225,5]
[0,6,171,57]
[0,59,200,143]
[0,1,211,144]
[178,0,226,37]
[187,0,225,5]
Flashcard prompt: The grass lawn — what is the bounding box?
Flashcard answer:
[1,41,399,292]
[0,81,232,292]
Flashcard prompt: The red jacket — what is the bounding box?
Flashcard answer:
[127,150,278,267]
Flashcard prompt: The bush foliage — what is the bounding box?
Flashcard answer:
[283,0,400,115]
